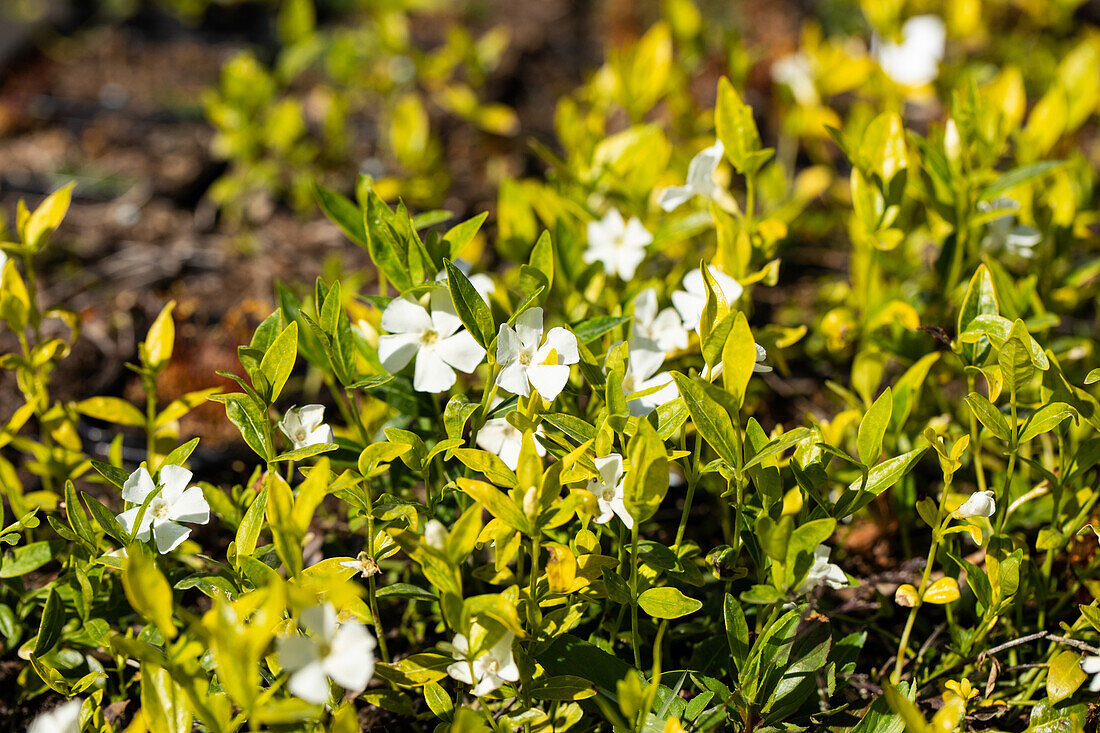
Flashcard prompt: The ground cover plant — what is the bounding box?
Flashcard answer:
[3,0,1100,730]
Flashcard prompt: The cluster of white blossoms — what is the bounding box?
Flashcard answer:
[446,626,520,697]
[277,604,377,704]
[115,465,210,554]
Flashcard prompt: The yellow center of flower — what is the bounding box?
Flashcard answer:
[487,659,499,673]
[518,348,532,366]
[600,487,615,503]
[420,328,439,346]
[151,497,170,521]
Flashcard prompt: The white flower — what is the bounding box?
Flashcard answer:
[446,629,520,697]
[979,198,1041,259]
[671,266,744,332]
[622,342,677,417]
[475,399,546,470]
[584,209,652,280]
[1082,656,1100,692]
[632,289,688,355]
[27,698,82,733]
[423,519,448,550]
[0,250,8,276]
[658,141,725,212]
[277,604,376,704]
[585,454,633,529]
[339,551,379,578]
[753,344,772,373]
[436,264,495,304]
[954,490,996,519]
[495,308,578,400]
[796,545,848,594]
[379,290,486,393]
[873,15,946,88]
[771,53,818,106]
[278,404,334,450]
[116,465,210,554]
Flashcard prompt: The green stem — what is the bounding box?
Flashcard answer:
[362,478,390,664]
[630,524,641,669]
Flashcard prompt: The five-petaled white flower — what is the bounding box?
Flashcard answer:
[671,266,744,332]
[279,404,334,450]
[771,53,818,107]
[979,198,1041,259]
[436,264,495,304]
[495,308,578,400]
[796,545,848,594]
[476,399,546,470]
[622,343,678,417]
[27,698,82,733]
[658,141,725,212]
[1081,656,1100,692]
[954,490,996,519]
[632,289,689,355]
[379,289,486,393]
[584,209,652,281]
[116,465,210,554]
[873,15,946,88]
[446,628,520,697]
[585,454,633,529]
[277,604,376,704]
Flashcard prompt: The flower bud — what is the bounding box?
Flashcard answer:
[424,519,448,551]
[954,490,995,519]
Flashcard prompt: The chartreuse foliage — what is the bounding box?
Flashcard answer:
[5,2,1100,732]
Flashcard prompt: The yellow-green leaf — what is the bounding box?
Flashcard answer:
[638,587,702,619]
[122,547,177,639]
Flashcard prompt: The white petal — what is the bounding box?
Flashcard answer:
[526,364,570,400]
[381,296,432,335]
[429,288,464,337]
[593,499,615,524]
[469,274,495,301]
[610,496,635,530]
[539,327,579,365]
[671,290,705,331]
[615,245,646,281]
[117,507,153,541]
[153,520,191,554]
[628,342,665,382]
[496,362,531,397]
[288,661,330,704]
[632,289,658,330]
[475,419,509,455]
[305,424,334,446]
[495,324,521,364]
[169,486,210,525]
[278,634,320,672]
[378,333,420,373]
[686,141,724,191]
[301,604,338,642]
[472,673,502,697]
[158,464,193,503]
[594,454,623,487]
[325,622,376,692]
[514,307,544,349]
[437,330,485,374]
[413,349,457,393]
[447,660,473,684]
[623,217,653,249]
[297,405,326,433]
[122,467,156,504]
[658,185,694,212]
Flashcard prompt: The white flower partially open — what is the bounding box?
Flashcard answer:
[116,465,210,554]
[658,141,725,212]
[622,342,678,417]
[379,289,486,393]
[873,15,946,88]
[796,545,848,594]
[671,266,744,332]
[446,629,520,697]
[495,308,578,400]
[771,52,818,107]
[277,604,376,704]
[279,404,334,450]
[585,454,633,529]
[476,399,547,470]
[632,289,689,355]
[584,209,652,280]
[954,490,996,519]
[27,698,82,733]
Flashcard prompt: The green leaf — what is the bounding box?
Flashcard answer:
[81,493,127,544]
[1086,368,1100,385]
[122,546,177,639]
[143,300,176,370]
[638,587,701,619]
[75,396,146,427]
[456,478,529,534]
[1018,402,1078,443]
[724,593,749,674]
[741,427,813,471]
[964,392,1012,442]
[1047,650,1087,704]
[160,438,201,473]
[857,388,893,465]
[452,448,518,488]
[34,588,63,656]
[25,182,74,250]
[258,322,298,404]
[623,419,669,524]
[0,540,63,577]
[834,447,927,517]
[91,460,130,489]
[999,320,1038,399]
[958,265,998,363]
[715,76,761,174]
[235,485,268,557]
[65,481,96,547]
[444,261,494,349]
[721,311,756,408]
[671,372,738,467]
[979,161,1063,202]
[313,182,368,247]
[443,212,489,259]
[572,316,633,344]
[211,393,271,461]
[423,681,454,721]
